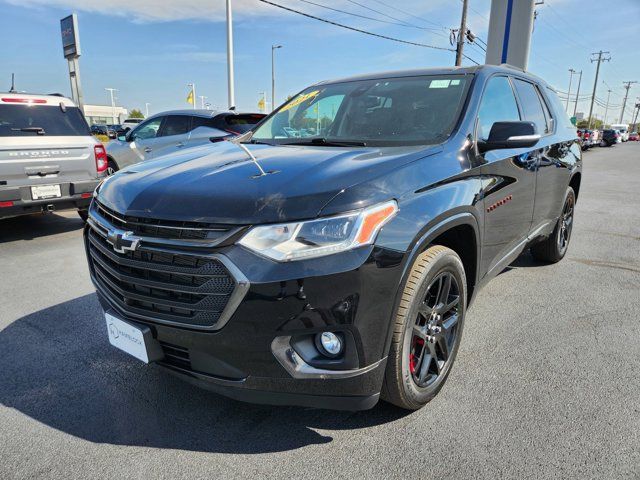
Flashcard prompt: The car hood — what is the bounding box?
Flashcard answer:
[97,141,440,224]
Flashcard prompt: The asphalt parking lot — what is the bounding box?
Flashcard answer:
[0,143,638,479]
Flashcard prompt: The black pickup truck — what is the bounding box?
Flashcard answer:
[85,65,581,411]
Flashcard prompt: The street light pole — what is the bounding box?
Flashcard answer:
[271,45,282,112]
[199,96,207,109]
[105,87,118,124]
[145,103,150,118]
[566,69,575,112]
[226,0,235,109]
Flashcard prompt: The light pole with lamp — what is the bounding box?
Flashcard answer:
[272,44,282,112]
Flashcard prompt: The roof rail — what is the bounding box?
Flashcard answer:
[499,63,526,72]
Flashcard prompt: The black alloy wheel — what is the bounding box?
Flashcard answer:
[556,192,574,256]
[531,186,576,263]
[408,272,461,388]
[382,245,467,410]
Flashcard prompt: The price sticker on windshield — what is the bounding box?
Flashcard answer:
[429,80,451,89]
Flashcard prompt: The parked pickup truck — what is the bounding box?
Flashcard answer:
[0,93,106,220]
[85,65,581,411]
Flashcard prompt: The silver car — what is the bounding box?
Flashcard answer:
[105,110,265,174]
[0,93,105,220]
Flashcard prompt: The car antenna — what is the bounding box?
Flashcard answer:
[226,138,273,178]
[9,73,17,93]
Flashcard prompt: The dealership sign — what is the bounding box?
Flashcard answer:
[60,14,81,58]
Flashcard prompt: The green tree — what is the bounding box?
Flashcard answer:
[129,109,144,119]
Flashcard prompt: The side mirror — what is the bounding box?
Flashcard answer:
[117,135,128,142]
[478,121,540,153]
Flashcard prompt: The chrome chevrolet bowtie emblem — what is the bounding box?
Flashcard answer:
[106,229,140,254]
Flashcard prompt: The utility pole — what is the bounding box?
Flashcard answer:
[603,89,612,128]
[566,69,576,111]
[271,45,282,112]
[573,70,582,117]
[455,0,469,66]
[226,0,235,110]
[145,102,150,118]
[105,87,118,124]
[632,100,640,129]
[587,51,610,129]
[620,81,638,124]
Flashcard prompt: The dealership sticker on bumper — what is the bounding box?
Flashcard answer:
[105,312,150,363]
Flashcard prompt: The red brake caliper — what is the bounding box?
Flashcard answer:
[409,337,424,374]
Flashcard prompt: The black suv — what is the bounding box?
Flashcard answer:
[85,65,581,410]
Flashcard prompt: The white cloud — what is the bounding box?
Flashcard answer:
[5,0,281,23]
[5,0,458,25]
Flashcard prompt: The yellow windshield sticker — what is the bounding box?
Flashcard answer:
[280,90,321,112]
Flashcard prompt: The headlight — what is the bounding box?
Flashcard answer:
[238,200,398,261]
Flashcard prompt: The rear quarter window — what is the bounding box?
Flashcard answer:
[544,88,576,132]
[0,104,90,137]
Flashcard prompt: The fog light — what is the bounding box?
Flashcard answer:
[316,332,343,358]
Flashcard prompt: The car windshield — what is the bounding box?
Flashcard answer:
[250,74,471,147]
[0,104,90,137]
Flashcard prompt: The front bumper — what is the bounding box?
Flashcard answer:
[86,204,406,410]
[0,180,99,219]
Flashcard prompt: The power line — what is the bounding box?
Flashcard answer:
[294,0,444,32]
[257,0,455,52]
[368,0,449,30]
[344,0,434,31]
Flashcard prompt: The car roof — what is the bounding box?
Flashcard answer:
[315,64,551,89]
[146,109,261,119]
[0,92,77,107]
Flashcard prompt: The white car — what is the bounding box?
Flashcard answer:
[610,124,629,142]
[121,118,143,132]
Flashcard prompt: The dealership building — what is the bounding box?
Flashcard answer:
[83,104,128,125]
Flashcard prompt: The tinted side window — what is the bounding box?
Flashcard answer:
[191,116,218,130]
[131,117,163,140]
[160,115,191,137]
[545,88,575,132]
[224,114,267,133]
[477,76,521,141]
[513,79,548,135]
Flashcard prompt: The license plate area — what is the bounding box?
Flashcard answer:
[105,312,163,363]
[31,184,61,200]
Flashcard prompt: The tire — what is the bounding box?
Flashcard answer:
[382,245,467,410]
[531,187,575,263]
[106,159,119,176]
[78,209,89,222]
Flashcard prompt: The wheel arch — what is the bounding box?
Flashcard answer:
[569,172,581,201]
[382,212,481,356]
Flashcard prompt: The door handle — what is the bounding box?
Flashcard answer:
[144,147,152,153]
[176,142,185,148]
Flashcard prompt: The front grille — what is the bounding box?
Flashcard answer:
[86,210,248,330]
[93,201,244,244]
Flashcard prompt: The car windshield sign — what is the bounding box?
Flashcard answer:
[251,75,471,147]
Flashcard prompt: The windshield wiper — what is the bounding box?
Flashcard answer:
[11,127,45,135]
[281,137,367,147]
[246,139,274,145]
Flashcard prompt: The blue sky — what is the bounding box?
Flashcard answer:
[1,0,639,122]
